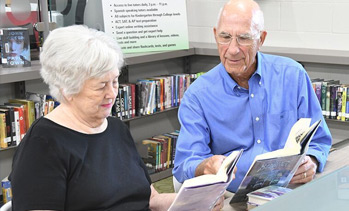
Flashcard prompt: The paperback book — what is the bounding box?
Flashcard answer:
[168,149,243,211]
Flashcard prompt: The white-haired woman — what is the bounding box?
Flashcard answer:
[9,25,176,211]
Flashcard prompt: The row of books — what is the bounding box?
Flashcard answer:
[0,92,58,149]
[312,79,349,121]
[0,27,31,68]
[111,72,205,120]
[141,130,179,174]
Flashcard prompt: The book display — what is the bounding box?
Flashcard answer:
[0,27,31,68]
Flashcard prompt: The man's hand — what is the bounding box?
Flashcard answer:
[195,155,226,176]
[290,155,318,184]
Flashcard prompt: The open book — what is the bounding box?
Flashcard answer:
[230,118,322,203]
[168,149,243,211]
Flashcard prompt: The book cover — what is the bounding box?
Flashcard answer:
[0,27,31,68]
[230,118,322,203]
[168,149,243,211]
[247,185,292,206]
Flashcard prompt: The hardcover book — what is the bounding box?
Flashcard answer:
[230,118,321,203]
[168,149,243,211]
[0,27,31,68]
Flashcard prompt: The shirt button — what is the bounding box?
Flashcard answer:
[238,86,241,89]
[257,139,261,144]
[251,94,254,98]
[256,117,260,121]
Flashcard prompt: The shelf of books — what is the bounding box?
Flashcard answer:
[311,79,349,123]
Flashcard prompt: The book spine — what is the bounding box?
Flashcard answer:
[330,85,337,119]
[114,90,121,119]
[325,86,331,118]
[130,83,136,118]
[0,113,7,149]
[13,111,20,145]
[341,87,347,121]
[321,82,327,116]
[118,87,125,120]
[336,87,343,121]
[127,85,132,119]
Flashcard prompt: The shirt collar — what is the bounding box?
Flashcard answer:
[219,52,263,94]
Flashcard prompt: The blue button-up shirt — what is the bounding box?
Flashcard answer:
[173,52,332,192]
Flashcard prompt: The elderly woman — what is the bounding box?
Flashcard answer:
[9,25,177,211]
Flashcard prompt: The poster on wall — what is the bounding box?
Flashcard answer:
[102,0,189,54]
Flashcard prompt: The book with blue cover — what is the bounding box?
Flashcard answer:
[230,118,321,203]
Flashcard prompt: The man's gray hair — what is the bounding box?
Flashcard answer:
[40,25,124,103]
[215,3,265,33]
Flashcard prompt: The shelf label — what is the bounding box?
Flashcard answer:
[102,0,189,53]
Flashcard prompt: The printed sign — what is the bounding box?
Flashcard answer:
[102,0,189,53]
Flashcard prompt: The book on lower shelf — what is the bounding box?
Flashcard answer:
[0,27,31,68]
[246,185,292,209]
[230,118,321,203]
[168,149,243,211]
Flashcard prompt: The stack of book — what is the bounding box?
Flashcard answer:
[246,185,292,209]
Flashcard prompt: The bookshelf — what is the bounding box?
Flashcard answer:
[1,43,349,182]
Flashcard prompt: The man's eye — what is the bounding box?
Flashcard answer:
[239,36,250,41]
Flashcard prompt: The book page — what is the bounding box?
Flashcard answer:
[181,150,242,188]
[254,118,311,161]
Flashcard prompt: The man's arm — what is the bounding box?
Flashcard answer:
[172,91,213,182]
[293,67,332,183]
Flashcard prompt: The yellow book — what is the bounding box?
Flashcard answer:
[8,99,35,129]
[341,86,347,121]
[0,113,7,149]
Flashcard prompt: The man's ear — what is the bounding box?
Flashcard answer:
[213,27,218,43]
[259,30,267,47]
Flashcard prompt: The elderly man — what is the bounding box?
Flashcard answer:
[173,0,332,193]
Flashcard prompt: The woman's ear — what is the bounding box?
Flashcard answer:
[61,88,73,102]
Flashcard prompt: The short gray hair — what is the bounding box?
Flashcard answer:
[216,2,265,33]
[40,25,124,103]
